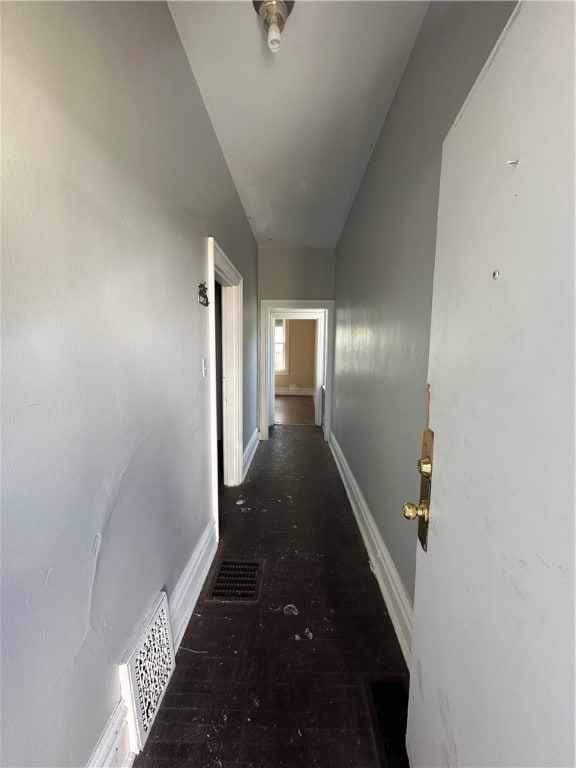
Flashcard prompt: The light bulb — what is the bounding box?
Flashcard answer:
[267,19,281,53]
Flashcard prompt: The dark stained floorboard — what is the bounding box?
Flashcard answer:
[134,426,408,768]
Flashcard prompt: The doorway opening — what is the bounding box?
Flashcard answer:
[214,281,224,483]
[207,238,244,537]
[273,318,317,425]
[259,300,334,440]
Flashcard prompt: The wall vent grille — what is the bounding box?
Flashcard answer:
[119,592,175,754]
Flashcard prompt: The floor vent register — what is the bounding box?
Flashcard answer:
[369,679,410,768]
[208,559,263,602]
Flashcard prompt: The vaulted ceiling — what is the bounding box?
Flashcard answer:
[170,1,428,248]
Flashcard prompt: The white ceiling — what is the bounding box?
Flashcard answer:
[170,1,428,248]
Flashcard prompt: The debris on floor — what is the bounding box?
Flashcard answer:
[133,426,408,768]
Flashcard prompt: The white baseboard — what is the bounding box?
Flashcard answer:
[88,520,217,768]
[87,701,134,768]
[169,519,218,649]
[275,387,315,396]
[329,432,413,665]
[242,428,259,480]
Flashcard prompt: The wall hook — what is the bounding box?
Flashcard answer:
[198,282,209,307]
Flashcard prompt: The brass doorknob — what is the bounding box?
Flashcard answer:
[418,456,432,478]
[403,501,430,523]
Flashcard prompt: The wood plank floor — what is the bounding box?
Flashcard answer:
[274,395,315,425]
[134,426,408,768]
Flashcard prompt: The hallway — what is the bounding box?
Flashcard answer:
[134,426,407,768]
[3,4,574,766]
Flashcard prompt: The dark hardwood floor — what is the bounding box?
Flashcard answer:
[274,395,315,425]
[134,426,408,768]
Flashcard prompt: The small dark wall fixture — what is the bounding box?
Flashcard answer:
[198,282,210,307]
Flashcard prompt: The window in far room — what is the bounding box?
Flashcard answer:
[274,319,289,374]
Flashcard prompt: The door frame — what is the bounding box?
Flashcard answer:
[207,237,243,495]
[259,300,334,440]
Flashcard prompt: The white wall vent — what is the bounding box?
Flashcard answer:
[119,592,175,754]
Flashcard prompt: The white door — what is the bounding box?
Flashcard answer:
[407,4,574,767]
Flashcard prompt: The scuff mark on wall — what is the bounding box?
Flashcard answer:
[100,622,111,664]
[438,689,458,767]
[416,658,424,700]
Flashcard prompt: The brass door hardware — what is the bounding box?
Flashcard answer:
[418,456,432,478]
[403,501,430,522]
[404,388,434,551]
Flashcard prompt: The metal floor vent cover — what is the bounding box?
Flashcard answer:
[119,592,175,754]
[208,559,263,602]
[369,679,410,768]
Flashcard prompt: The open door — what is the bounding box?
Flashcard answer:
[407,4,574,766]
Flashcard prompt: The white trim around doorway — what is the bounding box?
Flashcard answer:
[259,300,334,441]
[208,238,244,497]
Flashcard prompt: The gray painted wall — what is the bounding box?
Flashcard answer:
[259,246,335,300]
[332,2,515,600]
[1,4,257,767]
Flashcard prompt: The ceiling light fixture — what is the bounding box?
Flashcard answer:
[253,0,294,54]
